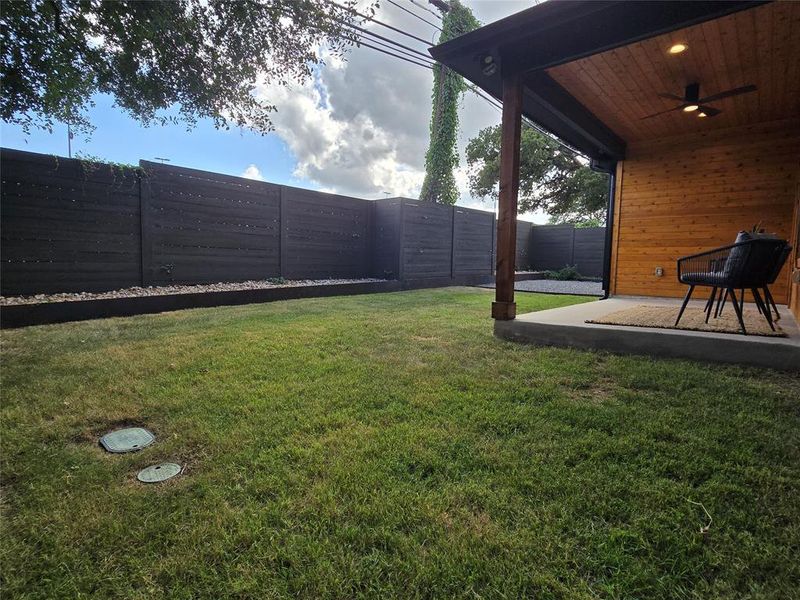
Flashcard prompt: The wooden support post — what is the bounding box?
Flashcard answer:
[492,73,522,320]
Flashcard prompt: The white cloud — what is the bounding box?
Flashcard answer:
[252,0,536,207]
[240,164,265,181]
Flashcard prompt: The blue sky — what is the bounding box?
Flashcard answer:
[0,93,314,189]
[0,1,544,219]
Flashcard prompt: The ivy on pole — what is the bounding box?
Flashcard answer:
[419,0,479,205]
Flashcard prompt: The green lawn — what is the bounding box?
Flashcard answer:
[2,288,799,599]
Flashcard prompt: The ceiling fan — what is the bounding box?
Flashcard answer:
[641,82,757,119]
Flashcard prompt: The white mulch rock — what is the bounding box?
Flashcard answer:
[481,279,604,296]
[1,278,388,306]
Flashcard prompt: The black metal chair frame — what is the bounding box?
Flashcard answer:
[718,243,793,322]
[675,238,790,335]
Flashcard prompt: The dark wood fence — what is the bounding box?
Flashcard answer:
[1,150,501,295]
[371,198,495,284]
[142,161,282,286]
[528,224,606,277]
[1,148,603,296]
[1,150,142,295]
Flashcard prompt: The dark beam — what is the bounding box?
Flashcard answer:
[523,72,626,159]
[492,74,522,321]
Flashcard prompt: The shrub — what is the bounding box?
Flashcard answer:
[543,265,581,280]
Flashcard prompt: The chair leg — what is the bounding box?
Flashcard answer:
[705,287,717,323]
[752,288,775,331]
[714,287,725,318]
[703,286,714,314]
[719,288,728,316]
[740,288,746,314]
[764,286,781,321]
[729,288,747,335]
[675,285,694,326]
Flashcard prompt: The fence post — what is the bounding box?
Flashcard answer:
[450,205,456,280]
[398,199,406,281]
[279,186,288,278]
[570,225,576,267]
[138,164,153,287]
[491,214,496,275]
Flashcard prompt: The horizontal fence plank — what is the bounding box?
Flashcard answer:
[2,151,550,296]
[1,149,142,295]
[145,163,282,285]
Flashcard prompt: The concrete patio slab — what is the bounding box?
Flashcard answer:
[495,296,800,371]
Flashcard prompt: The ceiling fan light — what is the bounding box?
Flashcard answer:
[668,43,688,54]
[683,104,699,112]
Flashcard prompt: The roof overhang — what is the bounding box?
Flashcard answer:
[429,0,768,160]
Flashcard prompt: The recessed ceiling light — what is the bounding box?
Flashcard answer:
[683,104,699,112]
[669,43,688,54]
[698,112,708,118]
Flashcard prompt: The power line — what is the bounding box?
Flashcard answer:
[406,0,443,20]
[342,20,434,62]
[319,1,585,158]
[465,84,586,158]
[385,0,442,32]
[304,9,436,68]
[323,0,432,45]
[354,38,434,69]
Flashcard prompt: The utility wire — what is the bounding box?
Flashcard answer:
[321,2,585,157]
[406,0,443,20]
[466,84,586,158]
[354,39,434,69]
[323,0,432,45]
[385,0,443,32]
[342,20,434,61]
[309,20,435,69]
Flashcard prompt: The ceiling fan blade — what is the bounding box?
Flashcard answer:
[699,84,757,103]
[698,105,722,117]
[640,105,685,120]
[657,92,685,102]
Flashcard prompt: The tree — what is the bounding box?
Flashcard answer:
[0,0,369,135]
[418,0,478,205]
[465,125,609,225]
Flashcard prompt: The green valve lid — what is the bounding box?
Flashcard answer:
[137,463,182,483]
[99,427,155,453]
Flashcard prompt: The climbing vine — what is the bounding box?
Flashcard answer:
[419,0,479,205]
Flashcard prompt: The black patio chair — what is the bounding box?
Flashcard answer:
[675,238,789,335]
[718,241,792,322]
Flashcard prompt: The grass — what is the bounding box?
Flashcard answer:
[1,288,799,599]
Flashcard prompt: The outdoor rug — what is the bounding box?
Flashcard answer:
[586,305,786,337]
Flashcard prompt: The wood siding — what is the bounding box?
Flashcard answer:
[547,2,800,143]
[610,119,800,303]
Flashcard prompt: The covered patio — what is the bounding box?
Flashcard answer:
[496,295,800,370]
[430,0,800,369]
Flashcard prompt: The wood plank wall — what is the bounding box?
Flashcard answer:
[281,186,371,279]
[1,150,142,295]
[1,149,506,296]
[609,118,800,303]
[143,161,281,286]
[454,207,494,276]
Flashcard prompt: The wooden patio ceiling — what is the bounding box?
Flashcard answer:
[547,2,800,143]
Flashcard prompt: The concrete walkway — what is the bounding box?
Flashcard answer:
[494,296,800,371]
[481,279,604,296]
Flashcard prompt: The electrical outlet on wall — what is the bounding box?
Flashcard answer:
[655,266,664,277]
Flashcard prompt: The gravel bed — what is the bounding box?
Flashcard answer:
[481,279,604,296]
[1,278,388,306]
